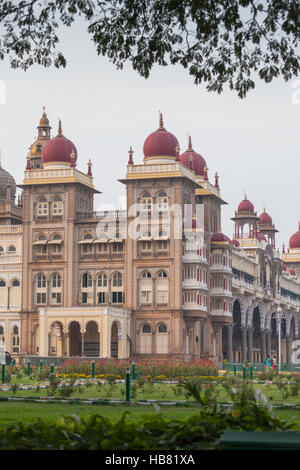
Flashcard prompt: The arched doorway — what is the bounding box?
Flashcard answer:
[84,321,100,357]
[111,322,119,358]
[68,321,81,357]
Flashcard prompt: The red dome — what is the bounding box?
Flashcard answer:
[211,232,231,243]
[238,196,254,213]
[256,232,267,242]
[231,239,240,247]
[289,224,300,249]
[143,114,178,159]
[42,121,77,165]
[180,136,206,176]
[259,211,272,225]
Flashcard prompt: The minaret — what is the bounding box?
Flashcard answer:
[28,107,52,169]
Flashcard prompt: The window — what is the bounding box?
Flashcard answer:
[141,192,152,211]
[52,196,63,215]
[112,272,122,287]
[82,273,92,288]
[0,280,6,287]
[12,326,19,352]
[97,273,108,304]
[50,274,62,304]
[142,324,151,334]
[112,292,123,303]
[112,242,123,253]
[140,272,152,305]
[12,280,20,287]
[0,246,3,253]
[37,197,48,216]
[8,245,16,252]
[98,273,108,287]
[158,324,167,333]
[156,271,168,304]
[36,274,47,305]
[157,192,168,210]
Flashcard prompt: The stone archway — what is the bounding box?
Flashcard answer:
[68,321,81,357]
[84,321,100,357]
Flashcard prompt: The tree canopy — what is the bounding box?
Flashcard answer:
[1,0,300,97]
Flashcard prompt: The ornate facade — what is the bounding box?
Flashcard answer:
[0,109,299,362]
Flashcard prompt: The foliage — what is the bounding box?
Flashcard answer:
[2,1,300,97]
[0,390,296,450]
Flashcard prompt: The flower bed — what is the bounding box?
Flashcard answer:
[55,358,218,379]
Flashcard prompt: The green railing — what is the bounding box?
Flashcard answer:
[223,362,300,373]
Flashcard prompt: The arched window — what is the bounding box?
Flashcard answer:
[12,279,20,287]
[156,271,168,305]
[84,233,93,240]
[0,280,6,287]
[81,273,93,304]
[158,324,167,333]
[141,192,152,211]
[82,273,93,288]
[50,274,62,304]
[112,272,122,287]
[37,235,47,255]
[97,273,108,304]
[52,196,63,215]
[142,324,151,334]
[81,233,93,254]
[157,191,168,210]
[12,326,19,352]
[36,274,47,305]
[140,272,152,305]
[51,234,62,254]
[8,245,16,252]
[37,197,48,216]
[112,272,123,303]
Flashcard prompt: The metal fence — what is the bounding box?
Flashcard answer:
[223,362,300,373]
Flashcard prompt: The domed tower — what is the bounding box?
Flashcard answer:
[282,223,300,276]
[143,113,179,164]
[42,120,77,168]
[180,135,207,178]
[231,194,260,241]
[0,162,22,224]
[257,207,278,248]
[27,107,52,169]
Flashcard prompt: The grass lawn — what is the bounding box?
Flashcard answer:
[0,401,202,427]
[0,401,299,429]
[2,381,300,405]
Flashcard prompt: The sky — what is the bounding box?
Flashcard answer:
[0,19,299,251]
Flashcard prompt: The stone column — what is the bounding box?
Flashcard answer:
[247,327,253,363]
[286,335,291,364]
[227,324,233,362]
[200,320,206,357]
[261,330,266,364]
[64,333,68,357]
[242,327,247,361]
[266,331,271,357]
[81,331,85,357]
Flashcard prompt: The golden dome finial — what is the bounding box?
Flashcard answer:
[188,134,192,151]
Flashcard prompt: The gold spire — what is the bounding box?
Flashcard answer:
[188,135,192,151]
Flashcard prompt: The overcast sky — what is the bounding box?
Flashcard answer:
[0,20,299,251]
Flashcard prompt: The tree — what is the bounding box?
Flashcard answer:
[1,0,300,97]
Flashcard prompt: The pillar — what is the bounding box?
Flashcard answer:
[242,326,247,361]
[81,331,85,357]
[266,330,271,357]
[227,324,233,362]
[247,327,253,363]
[286,335,291,364]
[64,333,68,357]
[261,330,266,364]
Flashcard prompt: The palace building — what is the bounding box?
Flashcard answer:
[0,109,299,363]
